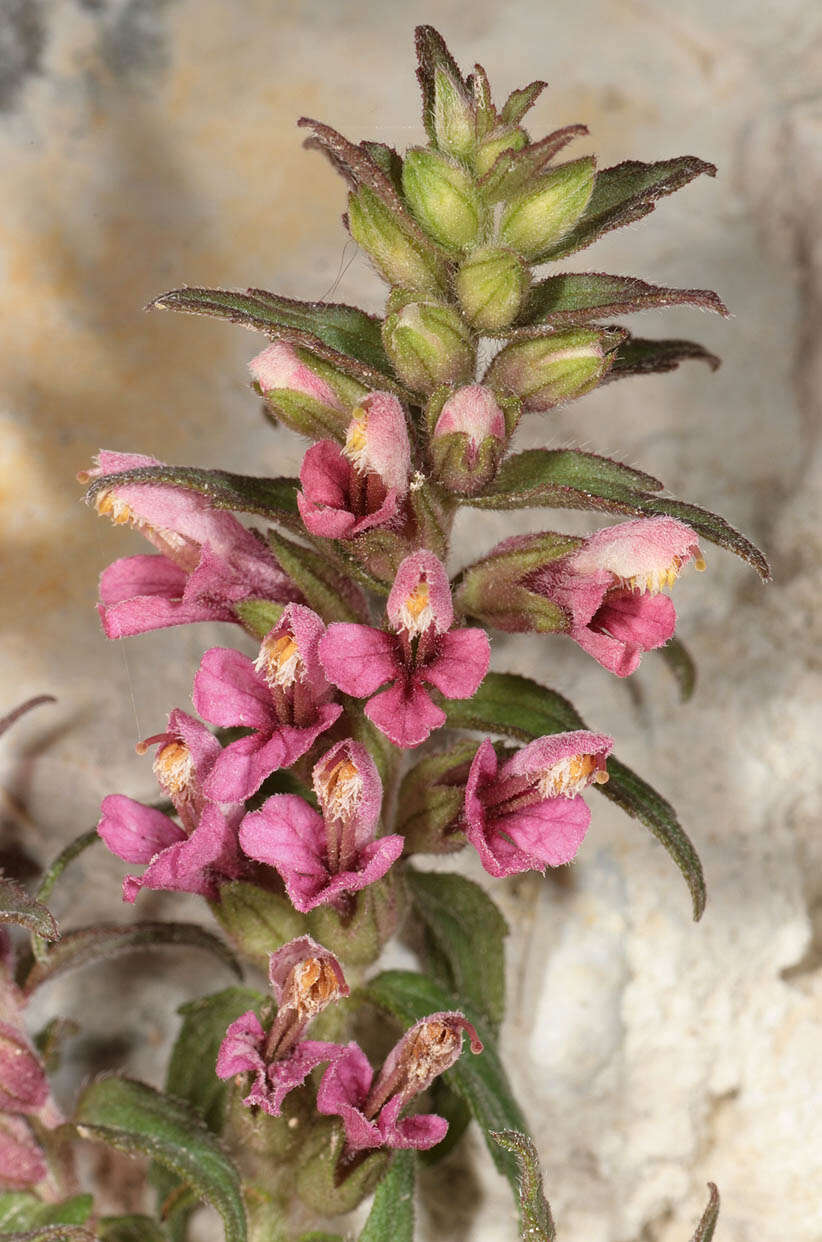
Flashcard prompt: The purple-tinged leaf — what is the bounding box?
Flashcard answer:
[461,449,771,581]
[266,529,370,623]
[150,286,400,392]
[537,156,717,261]
[75,1077,246,1242]
[357,1148,414,1242]
[0,696,55,739]
[604,334,721,378]
[479,125,590,202]
[415,24,470,143]
[660,636,697,702]
[441,672,707,919]
[518,272,728,327]
[0,878,58,941]
[23,922,241,994]
[360,141,405,196]
[499,79,548,126]
[491,1130,556,1241]
[690,1184,720,1242]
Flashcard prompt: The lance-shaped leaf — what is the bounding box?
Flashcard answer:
[362,970,529,1193]
[32,828,99,961]
[85,465,301,530]
[266,530,369,622]
[660,636,697,702]
[361,142,404,196]
[0,696,55,739]
[0,1195,94,1233]
[479,126,590,203]
[518,272,728,327]
[98,1216,169,1242]
[233,600,285,640]
[537,155,717,261]
[500,79,548,126]
[358,1149,415,1242]
[604,335,721,379]
[690,1184,720,1242]
[406,869,508,1034]
[75,1077,246,1242]
[0,877,58,941]
[491,1130,556,1242]
[23,922,241,994]
[441,672,706,919]
[150,286,393,380]
[415,24,470,144]
[460,449,770,580]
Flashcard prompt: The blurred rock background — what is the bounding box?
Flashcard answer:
[0,1,820,1238]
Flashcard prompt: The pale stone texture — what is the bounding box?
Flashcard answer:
[1,1,820,1238]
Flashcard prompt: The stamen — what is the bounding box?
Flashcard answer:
[398,579,434,636]
[152,740,194,797]
[343,409,370,474]
[537,753,608,799]
[95,490,134,526]
[255,632,303,688]
[316,756,362,821]
[290,956,344,1020]
[404,1020,460,1089]
[619,552,700,594]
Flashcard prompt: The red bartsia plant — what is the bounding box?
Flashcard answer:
[2,25,765,1241]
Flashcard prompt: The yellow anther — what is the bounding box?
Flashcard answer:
[316,756,362,820]
[153,740,194,797]
[343,409,370,471]
[538,753,606,798]
[256,631,303,688]
[96,490,133,526]
[405,581,430,621]
[291,956,343,1019]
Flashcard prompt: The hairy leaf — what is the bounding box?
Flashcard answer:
[519,272,728,327]
[660,636,697,702]
[363,970,529,1192]
[462,448,770,580]
[233,599,285,640]
[605,335,721,378]
[491,1130,556,1241]
[98,1216,168,1242]
[267,530,369,623]
[75,1077,246,1242]
[690,1184,720,1242]
[0,1195,93,1233]
[85,465,301,530]
[499,79,547,126]
[150,286,392,378]
[358,1149,414,1242]
[415,24,470,143]
[538,156,717,261]
[0,877,58,941]
[24,922,241,994]
[442,672,706,919]
[406,869,508,1033]
[479,126,590,202]
[32,829,100,961]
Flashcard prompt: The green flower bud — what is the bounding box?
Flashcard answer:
[402,147,486,251]
[454,531,583,632]
[348,186,445,296]
[499,156,596,258]
[432,67,476,159]
[396,740,479,854]
[297,1121,389,1215]
[455,246,531,332]
[427,383,512,496]
[382,302,476,394]
[307,872,406,967]
[213,881,306,970]
[249,342,366,442]
[483,327,621,411]
[473,126,528,179]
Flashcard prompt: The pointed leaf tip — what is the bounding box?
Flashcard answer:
[690,1184,720,1242]
[490,1130,556,1241]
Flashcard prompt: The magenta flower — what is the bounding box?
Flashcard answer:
[531,516,704,676]
[316,1012,483,1153]
[193,604,343,802]
[464,731,613,878]
[216,935,348,1116]
[0,1114,48,1189]
[249,342,347,411]
[318,551,491,748]
[297,392,412,538]
[97,710,244,902]
[84,451,298,638]
[239,739,403,912]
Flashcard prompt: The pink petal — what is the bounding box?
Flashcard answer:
[0,1021,48,1113]
[125,805,243,903]
[263,1040,344,1115]
[347,392,411,493]
[240,796,329,912]
[382,1108,449,1150]
[319,624,399,697]
[433,384,506,446]
[494,795,591,868]
[571,516,701,585]
[249,341,344,409]
[422,628,490,699]
[298,441,358,539]
[98,795,185,864]
[387,550,453,634]
[216,1010,266,1080]
[0,1115,48,1188]
[313,738,383,842]
[317,1042,383,1151]
[501,730,613,782]
[569,625,643,677]
[277,603,335,701]
[365,678,446,748]
[99,554,187,605]
[304,836,404,910]
[193,647,275,731]
[593,590,676,649]
[268,936,348,1007]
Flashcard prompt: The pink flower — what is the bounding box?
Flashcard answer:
[239,739,403,912]
[249,342,346,410]
[97,710,244,902]
[193,605,343,802]
[297,392,411,538]
[84,451,299,638]
[316,1013,483,1153]
[318,551,490,748]
[464,731,613,878]
[216,935,348,1117]
[531,516,704,676]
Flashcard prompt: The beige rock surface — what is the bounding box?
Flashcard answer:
[1,1,820,1238]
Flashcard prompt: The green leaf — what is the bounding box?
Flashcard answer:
[75,1077,246,1242]
[23,922,241,994]
[0,1230,95,1242]
[98,1216,168,1242]
[233,600,285,640]
[690,1184,720,1242]
[150,286,392,380]
[0,1194,93,1233]
[213,881,306,969]
[660,636,697,702]
[418,1077,472,1165]
[358,1149,414,1242]
[267,529,369,622]
[479,126,589,202]
[499,79,548,126]
[538,156,717,261]
[606,335,721,378]
[414,24,469,144]
[85,466,301,530]
[519,272,728,327]
[0,877,58,941]
[462,448,770,581]
[442,672,706,920]
[491,1130,556,1241]
[406,869,508,1033]
[363,970,529,1192]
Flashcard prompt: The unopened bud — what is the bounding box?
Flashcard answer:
[454,531,583,632]
[0,1022,48,1113]
[455,246,530,332]
[432,67,476,159]
[348,186,445,296]
[428,384,510,495]
[474,126,527,179]
[499,156,596,259]
[402,148,485,252]
[483,327,621,412]
[382,302,475,394]
[249,342,365,441]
